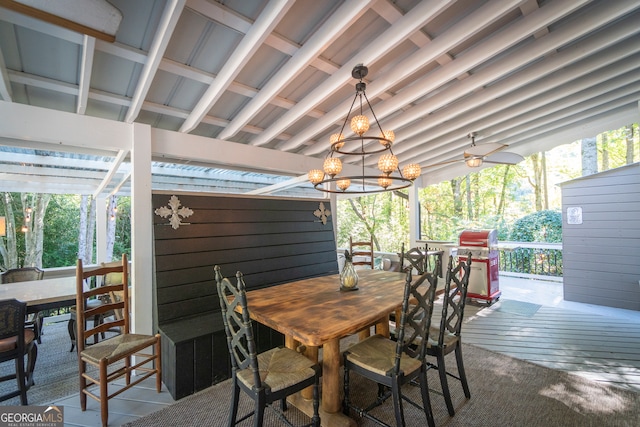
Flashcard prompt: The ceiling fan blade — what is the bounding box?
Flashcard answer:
[464,142,506,157]
[483,151,524,165]
[422,157,465,169]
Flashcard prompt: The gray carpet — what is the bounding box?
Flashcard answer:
[0,315,118,406]
[122,344,640,427]
[0,316,78,406]
[4,315,640,426]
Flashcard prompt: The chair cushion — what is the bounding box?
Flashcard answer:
[345,334,422,377]
[236,347,317,393]
[0,330,36,352]
[80,333,158,364]
[427,326,459,349]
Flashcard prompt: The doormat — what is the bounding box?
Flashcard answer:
[495,299,542,317]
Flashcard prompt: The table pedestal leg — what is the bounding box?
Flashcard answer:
[322,338,341,413]
[375,314,390,338]
[301,345,318,400]
[286,336,357,427]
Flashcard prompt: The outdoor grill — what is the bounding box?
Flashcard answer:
[457,229,501,305]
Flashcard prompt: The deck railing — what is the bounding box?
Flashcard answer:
[417,240,563,282]
[497,241,563,281]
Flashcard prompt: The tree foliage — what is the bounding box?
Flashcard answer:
[2,193,131,270]
[42,195,81,268]
[509,210,562,243]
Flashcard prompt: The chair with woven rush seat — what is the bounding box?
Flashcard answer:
[342,267,439,427]
[215,265,321,427]
[1,267,45,344]
[76,254,162,427]
[427,254,472,416]
[350,236,375,269]
[0,298,38,405]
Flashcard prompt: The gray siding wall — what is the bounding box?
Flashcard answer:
[561,163,640,311]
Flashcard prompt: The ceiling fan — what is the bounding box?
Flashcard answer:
[425,132,524,169]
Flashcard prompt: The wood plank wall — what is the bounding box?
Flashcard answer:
[561,163,640,311]
[152,192,339,327]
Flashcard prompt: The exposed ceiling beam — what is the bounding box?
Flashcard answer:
[124,0,185,123]
[186,0,340,75]
[297,0,526,155]
[358,0,592,146]
[392,36,640,166]
[250,0,457,147]
[179,0,296,134]
[388,24,640,162]
[0,0,122,42]
[93,149,129,198]
[244,174,310,195]
[0,47,12,101]
[76,35,95,114]
[217,0,373,140]
[371,0,468,77]
[377,0,637,156]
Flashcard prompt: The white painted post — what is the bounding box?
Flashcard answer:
[130,123,154,335]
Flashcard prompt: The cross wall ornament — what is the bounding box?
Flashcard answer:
[154,195,194,229]
[313,202,331,225]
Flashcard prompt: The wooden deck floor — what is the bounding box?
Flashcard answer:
[51,275,640,426]
[463,302,640,392]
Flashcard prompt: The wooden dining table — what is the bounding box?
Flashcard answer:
[244,269,410,427]
[0,275,77,313]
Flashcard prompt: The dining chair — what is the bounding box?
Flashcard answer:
[393,245,443,331]
[1,267,45,344]
[0,298,38,405]
[342,268,438,427]
[76,254,162,427]
[398,244,444,277]
[427,254,472,416]
[68,261,122,352]
[214,265,321,427]
[350,236,375,269]
[398,243,428,275]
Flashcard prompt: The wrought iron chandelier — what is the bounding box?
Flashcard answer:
[308,64,421,194]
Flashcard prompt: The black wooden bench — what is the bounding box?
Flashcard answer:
[153,193,338,400]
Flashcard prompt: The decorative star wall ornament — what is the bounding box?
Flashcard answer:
[154,195,194,229]
[313,202,331,225]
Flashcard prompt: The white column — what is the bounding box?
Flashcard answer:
[409,182,420,249]
[95,196,107,263]
[330,192,337,245]
[130,123,154,334]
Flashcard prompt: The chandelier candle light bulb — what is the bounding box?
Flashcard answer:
[330,133,345,150]
[323,157,342,177]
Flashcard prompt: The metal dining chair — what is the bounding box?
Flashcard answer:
[342,268,439,427]
[427,254,473,416]
[0,298,38,405]
[1,267,45,343]
[214,266,321,427]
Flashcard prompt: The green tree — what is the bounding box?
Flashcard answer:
[43,195,81,267]
[0,192,50,270]
[112,197,131,259]
[509,210,562,243]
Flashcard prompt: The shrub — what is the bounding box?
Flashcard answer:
[509,210,562,242]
